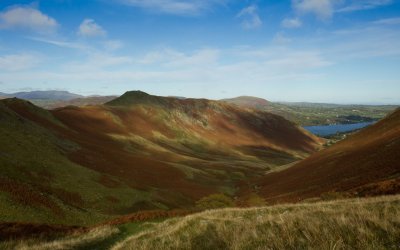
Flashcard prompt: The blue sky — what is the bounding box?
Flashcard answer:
[0,0,400,104]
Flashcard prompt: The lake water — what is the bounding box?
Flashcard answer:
[304,122,374,136]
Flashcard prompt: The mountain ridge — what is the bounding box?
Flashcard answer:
[0,92,322,225]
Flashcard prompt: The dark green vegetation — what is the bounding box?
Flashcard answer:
[0,92,321,226]
[222,96,397,126]
[195,193,235,210]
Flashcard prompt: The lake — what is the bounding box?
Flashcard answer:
[304,122,374,136]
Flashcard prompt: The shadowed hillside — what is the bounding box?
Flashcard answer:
[0,92,322,225]
[255,108,400,203]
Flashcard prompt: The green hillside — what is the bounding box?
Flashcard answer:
[0,99,147,226]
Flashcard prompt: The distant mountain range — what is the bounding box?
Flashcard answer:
[0,90,83,100]
[0,90,396,126]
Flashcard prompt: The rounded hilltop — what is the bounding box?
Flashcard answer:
[105,90,168,107]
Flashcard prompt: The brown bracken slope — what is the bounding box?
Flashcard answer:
[256,108,400,203]
[0,91,322,224]
[50,91,322,201]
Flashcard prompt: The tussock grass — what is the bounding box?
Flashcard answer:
[113,195,400,250]
[0,226,118,250]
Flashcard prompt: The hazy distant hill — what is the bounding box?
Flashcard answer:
[40,96,118,109]
[222,96,270,109]
[0,91,321,225]
[1,91,83,101]
[222,96,396,126]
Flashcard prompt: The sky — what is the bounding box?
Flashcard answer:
[0,0,400,104]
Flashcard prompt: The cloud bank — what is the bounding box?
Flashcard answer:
[0,6,58,33]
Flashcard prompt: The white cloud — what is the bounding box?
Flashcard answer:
[138,48,219,67]
[237,5,262,29]
[282,18,302,28]
[292,0,394,21]
[0,53,41,71]
[78,19,106,37]
[272,32,292,44]
[0,45,331,95]
[372,17,400,25]
[292,0,334,20]
[337,0,392,12]
[63,53,133,71]
[116,0,227,15]
[166,49,220,67]
[0,6,58,33]
[29,37,88,50]
[329,26,400,59]
[103,40,124,51]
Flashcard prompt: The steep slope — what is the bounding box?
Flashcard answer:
[0,99,143,225]
[255,108,400,203]
[0,92,322,225]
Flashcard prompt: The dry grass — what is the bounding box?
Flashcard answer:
[113,195,400,250]
[1,195,398,249]
[0,226,118,250]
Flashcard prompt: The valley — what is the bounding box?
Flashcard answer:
[0,91,322,226]
[1,1,399,248]
[0,91,398,249]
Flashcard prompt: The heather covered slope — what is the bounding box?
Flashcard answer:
[256,108,400,203]
[0,99,143,225]
[0,92,322,225]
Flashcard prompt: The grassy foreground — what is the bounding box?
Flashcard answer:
[2,195,399,249]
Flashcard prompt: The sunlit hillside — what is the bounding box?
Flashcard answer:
[2,195,398,250]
